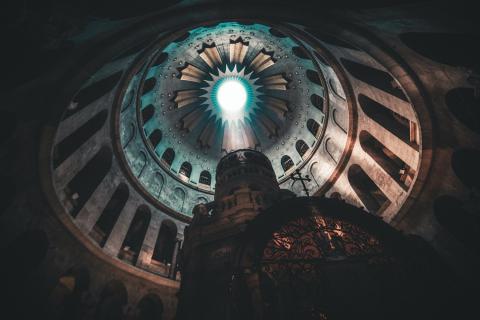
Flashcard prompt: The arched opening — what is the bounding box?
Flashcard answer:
[90,184,129,247]
[281,155,294,172]
[179,162,192,180]
[152,220,178,266]
[141,104,155,124]
[161,148,175,167]
[310,94,324,112]
[53,110,108,168]
[95,280,128,320]
[348,164,390,215]
[199,170,212,187]
[358,94,417,147]
[136,294,164,320]
[306,70,322,86]
[65,146,112,218]
[118,206,151,265]
[292,46,309,59]
[152,52,169,67]
[65,71,122,119]
[148,129,162,149]
[295,140,310,158]
[153,172,165,198]
[359,131,414,189]
[173,188,186,212]
[307,118,320,137]
[142,78,156,95]
[341,58,407,101]
[269,28,287,38]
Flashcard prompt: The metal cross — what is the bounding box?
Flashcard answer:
[290,169,312,197]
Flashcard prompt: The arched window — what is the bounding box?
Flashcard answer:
[141,104,155,124]
[358,94,413,146]
[118,206,151,265]
[136,294,164,320]
[281,155,294,172]
[173,188,186,212]
[306,70,322,86]
[307,119,320,137]
[292,46,309,59]
[142,78,156,95]
[295,140,310,158]
[152,220,177,265]
[179,162,192,180]
[90,184,129,247]
[348,164,390,215]
[54,110,108,168]
[66,146,112,218]
[359,131,413,189]
[310,94,324,112]
[199,170,212,186]
[148,129,162,148]
[161,148,175,167]
[341,58,407,101]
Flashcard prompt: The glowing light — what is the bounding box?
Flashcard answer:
[216,79,247,113]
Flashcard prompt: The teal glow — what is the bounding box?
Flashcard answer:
[211,76,254,122]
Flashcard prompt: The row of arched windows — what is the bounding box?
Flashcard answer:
[160,147,212,186]
[280,139,311,173]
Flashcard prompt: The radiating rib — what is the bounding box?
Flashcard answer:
[180,106,207,132]
[173,90,203,108]
[198,44,222,69]
[198,117,219,149]
[239,120,260,149]
[250,49,275,73]
[179,63,206,83]
[256,112,280,138]
[229,38,249,64]
[262,96,289,118]
[261,74,288,90]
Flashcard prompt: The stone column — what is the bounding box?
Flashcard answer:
[169,239,182,279]
[136,214,162,269]
[103,199,138,256]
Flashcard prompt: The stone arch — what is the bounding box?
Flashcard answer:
[152,219,178,265]
[280,155,294,172]
[148,129,162,149]
[136,293,164,320]
[173,188,186,212]
[161,148,175,167]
